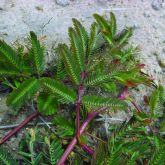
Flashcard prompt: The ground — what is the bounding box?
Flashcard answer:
[0,0,165,152]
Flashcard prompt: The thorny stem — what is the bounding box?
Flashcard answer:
[0,111,39,145]
[57,107,107,165]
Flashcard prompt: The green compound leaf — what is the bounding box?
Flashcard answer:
[30,31,45,74]
[85,73,112,86]
[7,78,39,109]
[149,85,165,117]
[0,40,22,71]
[149,145,165,165]
[45,138,64,165]
[37,92,58,116]
[110,12,117,37]
[68,27,85,71]
[41,78,76,104]
[57,44,80,85]
[0,146,17,165]
[0,61,20,77]
[53,116,75,137]
[93,13,109,30]
[87,22,98,57]
[72,18,88,59]
[82,95,127,109]
[115,28,133,46]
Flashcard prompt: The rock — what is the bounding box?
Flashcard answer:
[153,51,159,56]
[143,11,151,17]
[0,0,5,9]
[151,0,164,10]
[35,5,44,12]
[162,48,165,53]
[152,24,157,29]
[55,0,70,7]
[158,58,165,68]
[132,23,140,29]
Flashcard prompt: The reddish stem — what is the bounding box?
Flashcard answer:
[0,111,39,145]
[75,71,86,137]
[76,102,81,137]
[131,100,141,112]
[57,108,106,165]
[80,143,94,155]
[76,84,85,137]
[117,87,141,112]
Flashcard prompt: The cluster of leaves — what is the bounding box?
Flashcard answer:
[93,120,165,165]
[93,86,165,165]
[0,31,57,115]
[0,86,164,165]
[18,128,64,165]
[0,127,64,165]
[0,11,164,164]
[0,12,150,115]
[0,146,17,165]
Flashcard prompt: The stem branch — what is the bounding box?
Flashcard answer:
[57,107,106,165]
[131,100,141,112]
[75,84,84,137]
[0,111,39,145]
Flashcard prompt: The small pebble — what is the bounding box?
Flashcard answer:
[153,51,159,56]
[132,23,140,29]
[158,58,165,68]
[35,5,43,11]
[143,11,151,17]
[55,0,70,7]
[162,48,165,53]
[153,24,158,29]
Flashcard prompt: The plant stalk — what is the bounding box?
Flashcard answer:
[57,107,106,165]
[76,84,84,137]
[75,70,87,137]
[0,111,39,145]
[0,122,52,129]
[131,100,141,112]
[117,86,141,112]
